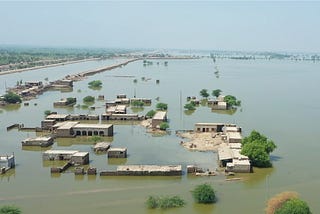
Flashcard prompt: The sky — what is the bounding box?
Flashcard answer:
[0,1,319,53]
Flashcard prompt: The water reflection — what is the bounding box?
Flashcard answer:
[107,158,127,165]
[0,104,21,111]
[211,108,237,115]
[0,168,16,182]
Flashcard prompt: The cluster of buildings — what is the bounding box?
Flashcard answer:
[194,123,251,173]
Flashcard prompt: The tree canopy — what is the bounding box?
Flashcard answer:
[159,122,169,130]
[3,92,22,104]
[156,102,168,110]
[241,130,276,167]
[88,80,102,88]
[184,102,196,111]
[224,95,241,107]
[275,198,311,214]
[146,110,156,118]
[131,100,144,107]
[199,89,209,98]
[83,96,95,103]
[192,183,216,204]
[0,205,21,214]
[212,89,222,98]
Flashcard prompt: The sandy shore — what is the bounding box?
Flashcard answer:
[177,131,224,151]
[0,58,100,76]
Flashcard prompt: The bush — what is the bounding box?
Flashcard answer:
[131,100,144,107]
[156,102,168,110]
[88,80,102,88]
[159,122,169,130]
[275,198,311,214]
[44,110,52,116]
[0,205,21,214]
[3,92,22,104]
[192,183,216,204]
[146,195,185,209]
[146,110,156,118]
[224,95,241,107]
[66,97,76,105]
[266,191,298,214]
[184,102,196,111]
[83,96,95,103]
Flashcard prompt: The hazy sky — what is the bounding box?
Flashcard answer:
[0,1,319,53]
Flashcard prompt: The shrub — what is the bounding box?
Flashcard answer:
[0,205,21,214]
[83,96,95,103]
[131,100,144,107]
[266,191,299,214]
[275,198,311,214]
[88,80,102,88]
[159,122,169,130]
[146,195,185,209]
[156,102,168,110]
[184,102,196,111]
[146,110,156,118]
[3,92,22,104]
[192,183,216,204]
[44,110,52,116]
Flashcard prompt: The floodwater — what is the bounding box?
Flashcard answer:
[1,57,320,213]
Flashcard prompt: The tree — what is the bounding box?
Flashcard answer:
[199,89,209,99]
[0,205,21,214]
[83,96,95,103]
[44,110,52,116]
[146,195,185,209]
[224,95,241,107]
[88,80,102,88]
[192,183,216,204]
[156,102,168,110]
[66,97,76,105]
[146,110,156,118]
[241,130,276,167]
[3,92,22,104]
[159,122,169,130]
[212,89,222,98]
[131,100,144,107]
[184,102,196,111]
[275,198,311,214]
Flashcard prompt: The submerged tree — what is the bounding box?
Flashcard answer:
[192,183,216,204]
[156,102,168,111]
[0,205,21,214]
[3,92,22,104]
[199,89,209,99]
[241,130,276,167]
[224,95,241,107]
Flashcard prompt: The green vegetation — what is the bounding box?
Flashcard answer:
[66,97,76,105]
[88,80,102,89]
[192,183,216,204]
[224,95,241,107]
[146,110,156,118]
[0,205,21,214]
[133,79,138,83]
[184,102,196,111]
[159,122,169,130]
[199,89,209,99]
[212,89,222,98]
[44,110,52,116]
[146,195,185,209]
[0,47,127,72]
[90,135,103,143]
[241,130,276,167]
[83,96,95,103]
[275,198,311,214]
[131,100,144,107]
[266,191,311,214]
[156,102,168,110]
[3,92,22,104]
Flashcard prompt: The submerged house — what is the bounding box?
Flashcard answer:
[21,136,54,147]
[151,111,167,128]
[0,154,15,174]
[108,148,127,158]
[42,150,89,165]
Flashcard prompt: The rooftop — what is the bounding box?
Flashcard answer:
[117,165,182,172]
[108,147,127,152]
[43,150,79,155]
[72,152,89,157]
[23,136,52,141]
[227,132,242,140]
[73,123,113,129]
[46,114,69,119]
[152,111,167,120]
[56,121,79,130]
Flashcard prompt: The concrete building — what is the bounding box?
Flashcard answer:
[115,98,130,105]
[116,94,127,99]
[108,148,127,158]
[41,119,56,129]
[25,81,43,87]
[0,154,15,174]
[101,165,182,176]
[106,105,127,114]
[152,111,167,128]
[93,142,111,152]
[46,114,70,122]
[42,150,89,165]
[211,101,228,110]
[21,136,54,147]
[101,113,143,121]
[73,123,113,136]
[226,159,251,173]
[55,121,79,137]
[226,132,242,144]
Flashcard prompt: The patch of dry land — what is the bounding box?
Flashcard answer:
[140,119,167,135]
[177,131,224,151]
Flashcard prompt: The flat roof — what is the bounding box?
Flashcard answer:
[108,147,127,152]
[73,123,112,129]
[117,165,182,172]
[227,132,242,140]
[232,159,250,166]
[46,114,69,119]
[106,106,116,112]
[153,111,167,120]
[43,150,78,155]
[93,142,111,148]
[57,121,79,130]
[73,152,89,157]
[229,143,242,149]
[218,147,233,160]
[23,136,52,141]
[231,149,249,160]
[225,127,239,132]
[116,105,126,110]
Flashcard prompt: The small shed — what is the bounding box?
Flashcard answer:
[71,152,89,165]
[93,142,111,152]
[108,148,127,158]
[152,111,167,128]
[21,136,54,147]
